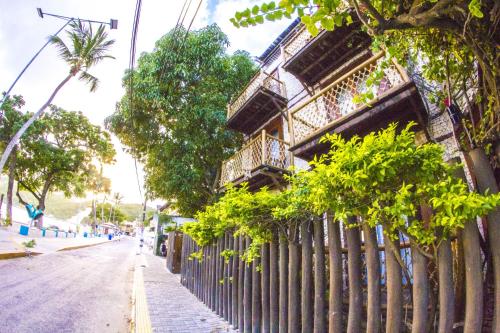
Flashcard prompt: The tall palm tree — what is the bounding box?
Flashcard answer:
[0,20,115,178]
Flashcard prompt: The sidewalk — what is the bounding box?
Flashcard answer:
[135,253,236,333]
[0,226,116,259]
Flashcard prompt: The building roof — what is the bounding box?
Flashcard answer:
[258,18,301,63]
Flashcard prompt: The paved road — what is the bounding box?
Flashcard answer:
[0,239,135,333]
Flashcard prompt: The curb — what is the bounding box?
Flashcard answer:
[0,251,42,260]
[132,255,152,333]
[57,240,111,252]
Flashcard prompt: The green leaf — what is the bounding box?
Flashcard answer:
[252,5,260,15]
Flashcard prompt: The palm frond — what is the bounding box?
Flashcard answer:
[79,71,99,92]
[49,35,73,62]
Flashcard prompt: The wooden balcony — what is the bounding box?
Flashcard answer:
[227,72,287,135]
[220,131,290,190]
[289,53,427,160]
[283,23,371,86]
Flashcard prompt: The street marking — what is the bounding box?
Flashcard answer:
[132,255,152,333]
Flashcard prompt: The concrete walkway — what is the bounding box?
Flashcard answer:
[141,253,236,333]
[0,226,116,258]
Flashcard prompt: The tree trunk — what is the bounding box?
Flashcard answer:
[279,233,289,333]
[0,74,72,179]
[384,233,402,333]
[301,221,314,333]
[362,223,381,333]
[244,237,253,333]
[469,147,500,332]
[437,238,455,333]
[270,232,279,333]
[261,243,270,333]
[313,218,327,333]
[346,222,362,333]
[289,226,301,333]
[327,215,343,333]
[411,241,429,333]
[252,256,262,333]
[6,146,16,224]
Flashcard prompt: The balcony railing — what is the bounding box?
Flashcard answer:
[289,53,410,144]
[220,131,290,187]
[283,25,314,62]
[227,71,286,120]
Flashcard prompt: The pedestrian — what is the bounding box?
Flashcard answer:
[161,241,167,257]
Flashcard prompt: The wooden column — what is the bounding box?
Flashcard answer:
[262,243,271,333]
[345,222,362,333]
[219,236,225,316]
[327,216,343,333]
[301,221,314,333]
[288,225,301,333]
[279,233,289,333]
[270,232,280,333]
[362,224,381,333]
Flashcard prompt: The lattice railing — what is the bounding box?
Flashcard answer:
[283,2,350,62]
[283,26,314,62]
[290,53,410,144]
[220,131,290,186]
[227,71,286,120]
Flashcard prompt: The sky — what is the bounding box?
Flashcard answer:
[0,0,293,204]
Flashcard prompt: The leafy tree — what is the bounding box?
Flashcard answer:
[15,106,116,211]
[183,123,500,259]
[232,0,498,146]
[0,20,115,178]
[106,24,257,216]
[0,95,27,224]
[92,202,127,224]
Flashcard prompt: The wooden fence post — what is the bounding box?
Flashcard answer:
[224,233,229,321]
[327,215,343,333]
[270,232,280,333]
[362,224,381,333]
[289,224,301,333]
[219,236,225,316]
[228,233,234,325]
[346,220,362,333]
[262,243,271,333]
[384,233,403,333]
[313,218,327,333]
[411,240,429,333]
[239,236,245,330]
[301,221,314,333]
[279,232,289,333]
[232,234,240,328]
[244,237,253,333]
[253,256,262,332]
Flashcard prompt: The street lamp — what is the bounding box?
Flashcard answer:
[0,8,118,117]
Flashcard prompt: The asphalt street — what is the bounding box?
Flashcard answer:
[0,238,135,333]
